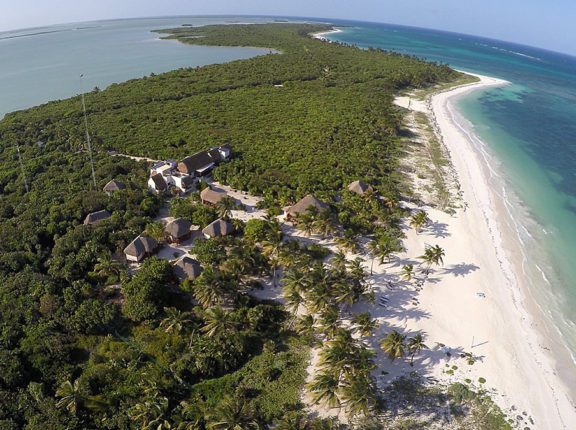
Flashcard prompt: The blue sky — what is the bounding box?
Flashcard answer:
[1,0,574,55]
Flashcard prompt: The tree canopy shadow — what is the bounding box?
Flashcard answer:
[442,263,480,277]
[425,221,450,238]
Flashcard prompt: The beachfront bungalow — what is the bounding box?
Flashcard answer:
[202,218,234,238]
[124,235,158,263]
[83,209,111,225]
[178,151,215,177]
[103,179,126,195]
[165,218,192,243]
[172,256,203,281]
[285,195,328,221]
[200,187,227,206]
[148,173,168,194]
[347,180,374,196]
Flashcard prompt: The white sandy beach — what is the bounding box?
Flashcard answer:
[389,74,576,428]
[312,28,343,41]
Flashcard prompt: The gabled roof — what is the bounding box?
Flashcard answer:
[150,173,168,191]
[165,218,192,239]
[124,235,158,258]
[173,256,203,281]
[178,151,214,174]
[200,187,227,205]
[347,180,374,196]
[208,148,223,163]
[84,209,111,225]
[286,195,328,216]
[202,218,234,238]
[103,180,126,193]
[180,175,196,187]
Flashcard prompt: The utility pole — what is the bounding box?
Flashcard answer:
[80,74,97,190]
[15,142,29,193]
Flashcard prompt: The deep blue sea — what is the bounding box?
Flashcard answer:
[323,20,576,367]
[1,15,575,375]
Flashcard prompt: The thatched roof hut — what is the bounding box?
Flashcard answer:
[178,151,215,176]
[347,180,374,196]
[84,209,111,225]
[200,187,227,206]
[173,256,203,281]
[202,218,234,238]
[124,235,158,262]
[103,180,126,194]
[165,218,192,242]
[286,195,328,219]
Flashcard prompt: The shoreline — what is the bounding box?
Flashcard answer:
[311,28,343,41]
[422,74,576,428]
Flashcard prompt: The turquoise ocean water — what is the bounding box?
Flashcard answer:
[1,16,576,376]
[324,20,576,369]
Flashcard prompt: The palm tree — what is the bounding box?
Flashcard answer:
[410,210,429,233]
[407,333,428,366]
[335,230,359,253]
[401,264,414,281]
[307,371,341,409]
[145,221,166,242]
[207,395,259,430]
[351,312,377,337]
[261,229,283,288]
[367,237,396,273]
[215,196,238,220]
[128,395,169,430]
[295,314,316,339]
[92,255,125,282]
[339,374,376,418]
[294,213,315,236]
[274,412,309,430]
[330,251,348,273]
[201,307,237,338]
[178,397,207,430]
[193,268,233,308]
[160,307,193,333]
[318,306,340,339]
[346,258,366,282]
[312,211,336,237]
[419,244,445,273]
[379,330,407,361]
[55,379,84,415]
[367,239,380,275]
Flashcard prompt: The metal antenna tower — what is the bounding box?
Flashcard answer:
[80,74,97,190]
[15,142,29,193]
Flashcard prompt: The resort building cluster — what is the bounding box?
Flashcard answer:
[82,151,374,285]
[147,144,232,194]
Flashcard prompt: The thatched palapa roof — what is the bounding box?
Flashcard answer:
[173,256,203,281]
[178,151,214,175]
[286,195,328,217]
[347,180,374,196]
[124,235,157,259]
[200,187,227,205]
[103,180,126,193]
[165,218,192,240]
[84,209,111,225]
[202,218,234,238]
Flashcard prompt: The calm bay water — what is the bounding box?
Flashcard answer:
[325,21,576,364]
[0,16,274,118]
